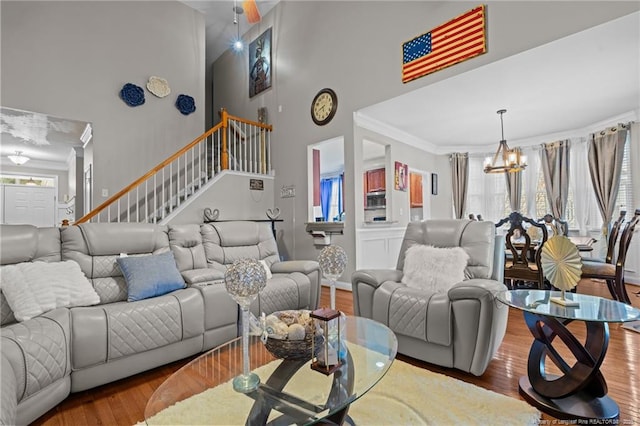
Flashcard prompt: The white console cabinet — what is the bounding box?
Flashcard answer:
[355,226,406,270]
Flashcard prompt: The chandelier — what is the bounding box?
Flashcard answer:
[483,109,527,174]
[8,150,30,166]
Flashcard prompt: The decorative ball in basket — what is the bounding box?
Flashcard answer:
[263,310,322,361]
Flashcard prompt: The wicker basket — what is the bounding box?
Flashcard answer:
[265,333,323,361]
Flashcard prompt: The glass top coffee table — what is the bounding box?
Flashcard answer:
[145,316,397,425]
[497,290,640,421]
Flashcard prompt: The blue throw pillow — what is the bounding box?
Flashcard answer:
[116,251,186,302]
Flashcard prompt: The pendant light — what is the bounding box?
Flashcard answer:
[483,109,527,173]
[232,0,244,51]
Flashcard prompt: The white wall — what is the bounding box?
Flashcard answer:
[1,1,206,212]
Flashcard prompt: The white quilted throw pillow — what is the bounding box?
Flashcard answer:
[401,245,469,293]
[0,260,100,321]
[1,264,56,321]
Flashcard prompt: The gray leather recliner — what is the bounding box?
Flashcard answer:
[352,220,508,376]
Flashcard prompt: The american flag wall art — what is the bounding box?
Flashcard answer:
[402,5,486,83]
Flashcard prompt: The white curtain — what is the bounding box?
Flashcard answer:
[570,138,592,236]
[522,146,540,220]
[466,156,507,223]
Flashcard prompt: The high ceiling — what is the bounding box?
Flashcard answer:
[358,11,640,155]
[3,6,636,173]
[181,0,280,62]
[187,3,638,169]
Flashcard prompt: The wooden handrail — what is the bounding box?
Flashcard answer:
[76,122,223,224]
[227,113,273,131]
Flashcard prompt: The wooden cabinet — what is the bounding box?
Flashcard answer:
[365,168,385,193]
[409,172,423,207]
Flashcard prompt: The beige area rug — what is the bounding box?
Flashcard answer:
[146,348,540,425]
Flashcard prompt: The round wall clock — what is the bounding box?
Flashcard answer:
[311,88,338,126]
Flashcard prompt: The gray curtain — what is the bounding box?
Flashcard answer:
[588,124,628,234]
[450,153,468,219]
[505,170,522,212]
[540,140,570,219]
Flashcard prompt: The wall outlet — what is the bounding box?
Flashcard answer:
[101,188,109,197]
[280,185,295,198]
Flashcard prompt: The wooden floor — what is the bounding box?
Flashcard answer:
[33,279,640,425]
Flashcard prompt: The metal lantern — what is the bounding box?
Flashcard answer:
[310,307,342,375]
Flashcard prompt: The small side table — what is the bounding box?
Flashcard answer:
[497,290,640,420]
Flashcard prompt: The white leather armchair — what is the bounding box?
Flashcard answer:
[352,220,508,376]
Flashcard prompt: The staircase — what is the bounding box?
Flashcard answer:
[76,110,273,224]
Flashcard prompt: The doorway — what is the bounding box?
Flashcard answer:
[307,137,345,222]
[408,169,431,221]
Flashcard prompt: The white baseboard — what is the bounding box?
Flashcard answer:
[625,271,640,286]
[321,279,352,292]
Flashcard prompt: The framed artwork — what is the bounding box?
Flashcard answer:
[249,27,272,98]
[394,161,408,191]
[431,173,438,195]
[249,179,264,190]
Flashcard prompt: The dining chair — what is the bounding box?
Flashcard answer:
[496,211,549,290]
[592,209,627,264]
[580,209,639,304]
[538,214,569,237]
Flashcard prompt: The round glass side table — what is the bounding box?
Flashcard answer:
[497,290,640,421]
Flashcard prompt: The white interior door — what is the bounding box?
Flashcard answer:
[3,185,56,227]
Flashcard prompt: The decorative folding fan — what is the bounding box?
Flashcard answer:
[540,236,583,306]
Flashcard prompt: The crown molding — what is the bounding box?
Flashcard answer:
[0,157,69,171]
[354,112,443,155]
[355,110,638,156]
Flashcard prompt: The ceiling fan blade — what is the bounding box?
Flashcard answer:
[242,0,261,24]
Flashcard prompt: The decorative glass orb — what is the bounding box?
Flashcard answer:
[225,258,267,307]
[318,245,348,280]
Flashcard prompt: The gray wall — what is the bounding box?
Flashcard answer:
[1,1,206,212]
[212,1,639,278]
[167,172,276,225]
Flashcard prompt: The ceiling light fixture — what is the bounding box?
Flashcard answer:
[8,150,30,166]
[483,109,527,174]
[232,0,244,52]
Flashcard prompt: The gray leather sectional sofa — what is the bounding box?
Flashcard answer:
[0,221,320,425]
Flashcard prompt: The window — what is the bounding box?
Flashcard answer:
[615,133,632,214]
[320,174,343,222]
[466,156,508,223]
[0,174,55,187]
[533,170,576,227]
[466,134,626,232]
